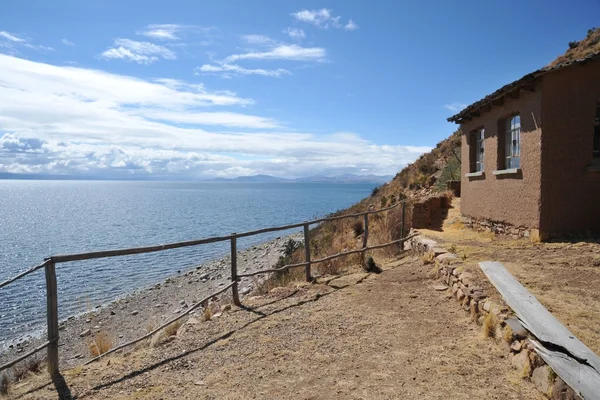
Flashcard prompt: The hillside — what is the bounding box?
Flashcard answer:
[549,27,600,67]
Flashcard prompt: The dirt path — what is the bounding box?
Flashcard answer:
[418,198,600,355]
[8,256,541,400]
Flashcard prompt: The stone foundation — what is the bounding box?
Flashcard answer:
[405,234,581,400]
[461,215,540,239]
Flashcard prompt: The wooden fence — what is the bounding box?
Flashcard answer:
[0,201,410,377]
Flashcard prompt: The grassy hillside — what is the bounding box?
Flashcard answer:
[261,130,461,287]
[549,27,600,67]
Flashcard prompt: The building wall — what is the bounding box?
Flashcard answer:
[540,61,600,233]
[460,85,543,229]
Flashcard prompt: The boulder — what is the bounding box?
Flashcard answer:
[531,366,553,395]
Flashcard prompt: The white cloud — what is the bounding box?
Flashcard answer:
[137,24,182,40]
[291,8,356,30]
[344,20,359,31]
[444,103,468,112]
[240,34,274,45]
[0,31,53,52]
[0,54,428,179]
[291,8,333,27]
[283,27,306,40]
[196,63,291,78]
[61,39,75,46]
[225,44,325,62]
[0,31,26,43]
[100,38,176,64]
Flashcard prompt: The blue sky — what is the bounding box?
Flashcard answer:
[0,0,598,179]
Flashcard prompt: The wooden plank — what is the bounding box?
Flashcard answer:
[480,261,600,373]
[84,282,235,365]
[362,214,369,249]
[0,341,50,372]
[530,339,600,400]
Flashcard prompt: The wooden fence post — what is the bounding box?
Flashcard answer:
[230,234,241,306]
[401,201,406,239]
[303,223,311,282]
[362,213,369,249]
[45,261,59,376]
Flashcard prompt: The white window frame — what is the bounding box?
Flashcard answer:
[505,115,521,169]
[474,128,484,172]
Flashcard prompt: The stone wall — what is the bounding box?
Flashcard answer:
[405,234,580,400]
[411,195,450,229]
[461,215,539,240]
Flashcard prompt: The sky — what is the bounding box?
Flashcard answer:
[0,0,598,179]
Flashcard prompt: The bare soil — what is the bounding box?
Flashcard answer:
[6,256,541,400]
[418,198,600,355]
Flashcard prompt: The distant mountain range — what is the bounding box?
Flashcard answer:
[212,174,393,184]
[0,172,393,184]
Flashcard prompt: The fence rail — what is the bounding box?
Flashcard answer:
[0,200,408,377]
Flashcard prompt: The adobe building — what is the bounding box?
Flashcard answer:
[447,52,600,239]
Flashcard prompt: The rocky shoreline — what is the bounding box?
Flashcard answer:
[0,232,302,372]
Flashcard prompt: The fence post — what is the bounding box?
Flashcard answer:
[303,223,311,282]
[362,213,369,249]
[45,261,59,377]
[230,234,241,306]
[400,200,406,239]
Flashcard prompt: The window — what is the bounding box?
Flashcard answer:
[594,105,600,159]
[505,115,521,169]
[474,128,484,172]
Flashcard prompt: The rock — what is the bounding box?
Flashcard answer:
[110,310,116,316]
[532,366,553,395]
[505,318,528,339]
[194,381,206,386]
[173,309,182,314]
[456,289,465,301]
[432,247,447,256]
[74,354,84,359]
[433,284,449,291]
[552,377,578,400]
[459,272,475,286]
[80,329,91,337]
[510,340,523,352]
[131,310,139,316]
[511,349,531,373]
[452,283,459,295]
[85,319,91,323]
[180,300,186,306]
[436,253,458,264]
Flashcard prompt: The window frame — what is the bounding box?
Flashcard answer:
[474,128,485,172]
[504,115,521,169]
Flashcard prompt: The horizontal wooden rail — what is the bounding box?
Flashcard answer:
[238,261,309,278]
[84,282,235,365]
[237,233,418,279]
[0,341,51,372]
[44,201,404,264]
[0,260,50,290]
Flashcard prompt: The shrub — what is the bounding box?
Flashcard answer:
[421,251,435,265]
[0,374,8,396]
[568,41,579,49]
[371,186,379,197]
[87,331,112,357]
[380,196,388,208]
[352,220,364,237]
[364,256,382,273]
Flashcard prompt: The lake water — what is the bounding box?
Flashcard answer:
[0,180,374,346]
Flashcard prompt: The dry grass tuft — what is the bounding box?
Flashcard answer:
[203,306,213,322]
[0,374,8,396]
[482,313,498,339]
[502,325,514,343]
[163,320,183,338]
[87,331,112,357]
[421,251,435,265]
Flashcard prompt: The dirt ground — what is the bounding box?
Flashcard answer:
[5,256,541,400]
[418,198,600,355]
